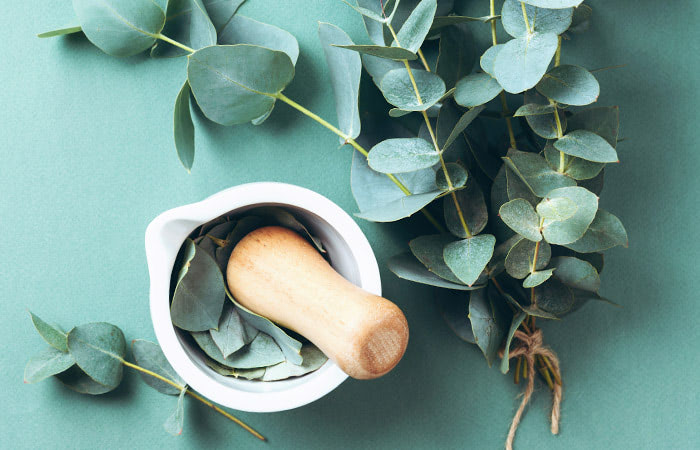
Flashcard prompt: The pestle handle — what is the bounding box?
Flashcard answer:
[226,226,408,380]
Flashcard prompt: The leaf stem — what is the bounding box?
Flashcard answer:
[520,2,532,34]
[121,360,265,441]
[554,36,562,67]
[154,34,195,54]
[274,93,446,233]
[417,49,431,72]
[489,0,517,149]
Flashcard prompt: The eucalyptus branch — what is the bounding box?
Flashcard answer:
[489,0,517,149]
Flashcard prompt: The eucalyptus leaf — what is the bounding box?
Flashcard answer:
[536,196,577,221]
[436,163,468,190]
[444,234,496,286]
[209,302,250,358]
[514,103,555,116]
[564,209,628,253]
[505,163,539,206]
[368,138,439,173]
[202,0,246,31]
[409,234,462,283]
[187,45,294,126]
[567,106,620,147]
[150,0,216,57]
[163,387,186,436]
[174,81,195,171]
[493,32,558,93]
[444,176,488,238]
[454,73,502,108]
[469,288,504,367]
[226,289,303,364]
[319,23,362,144]
[441,291,475,343]
[520,0,584,9]
[29,311,68,352]
[170,239,225,332]
[66,323,126,388]
[523,90,568,138]
[132,339,185,395]
[334,45,417,61]
[505,238,551,279]
[393,0,437,53]
[436,24,476,89]
[72,0,166,57]
[480,44,503,76]
[362,54,406,89]
[55,365,114,395]
[503,149,576,197]
[523,269,555,288]
[218,15,300,64]
[500,311,526,373]
[357,0,388,45]
[355,190,442,222]
[38,24,82,39]
[534,278,575,316]
[252,207,324,253]
[537,65,599,106]
[261,345,328,381]
[501,0,573,38]
[551,256,600,292]
[544,141,603,180]
[555,129,618,163]
[24,347,75,384]
[388,253,477,290]
[499,198,542,242]
[431,15,493,31]
[193,331,285,369]
[380,68,446,111]
[541,186,598,245]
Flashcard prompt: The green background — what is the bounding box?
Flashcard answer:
[2,1,699,448]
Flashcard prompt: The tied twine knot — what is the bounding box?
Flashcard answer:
[504,329,562,450]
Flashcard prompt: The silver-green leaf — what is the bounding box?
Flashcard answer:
[501,0,573,38]
[554,129,618,163]
[387,252,477,290]
[454,73,502,108]
[163,387,186,436]
[493,32,558,94]
[24,347,75,384]
[564,209,628,253]
[66,323,126,388]
[174,81,195,171]
[541,186,599,245]
[132,339,185,395]
[368,138,439,173]
[444,235,496,286]
[380,68,446,111]
[393,0,437,53]
[29,311,68,352]
[499,198,542,242]
[536,65,599,106]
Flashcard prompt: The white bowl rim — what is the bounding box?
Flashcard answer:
[145,182,382,412]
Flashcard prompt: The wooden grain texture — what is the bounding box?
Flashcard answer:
[227,226,409,379]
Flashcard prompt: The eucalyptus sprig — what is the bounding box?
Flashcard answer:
[40,0,627,446]
[24,311,265,439]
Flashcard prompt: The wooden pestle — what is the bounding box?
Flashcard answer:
[226,226,409,380]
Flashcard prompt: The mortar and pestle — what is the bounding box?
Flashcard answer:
[146,183,409,412]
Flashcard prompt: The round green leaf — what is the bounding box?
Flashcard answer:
[502,149,576,197]
[202,0,246,32]
[469,288,505,367]
[480,44,503,76]
[536,65,599,106]
[436,163,468,190]
[151,0,217,57]
[368,138,439,173]
[55,365,114,395]
[514,103,555,116]
[72,0,166,57]
[536,196,577,221]
[541,186,599,245]
[567,106,620,147]
[551,256,600,292]
[493,32,558,94]
[500,310,527,373]
[454,73,502,107]
[564,209,628,253]
[132,339,185,395]
[24,347,75,384]
[66,323,126,388]
[533,278,575,316]
[409,234,462,283]
[356,190,442,222]
[523,90,568,139]
[555,129,619,163]
[544,141,603,180]
[444,234,496,286]
[163,387,186,436]
[187,45,294,126]
[444,176,488,238]
[436,24,477,89]
[193,331,285,369]
[505,238,551,279]
[380,68,446,111]
[501,0,573,38]
[219,15,300,65]
[209,302,251,358]
[499,198,542,242]
[260,345,328,381]
[523,269,555,288]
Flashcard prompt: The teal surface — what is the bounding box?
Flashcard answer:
[2,1,699,448]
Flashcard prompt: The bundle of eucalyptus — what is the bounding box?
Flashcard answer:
[38,0,629,447]
[170,207,328,381]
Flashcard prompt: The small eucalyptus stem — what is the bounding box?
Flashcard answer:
[554,36,562,67]
[514,356,522,384]
[387,23,472,238]
[520,2,532,34]
[417,49,431,72]
[120,360,265,441]
[274,93,446,233]
[537,356,555,390]
[489,0,517,149]
[154,33,195,53]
